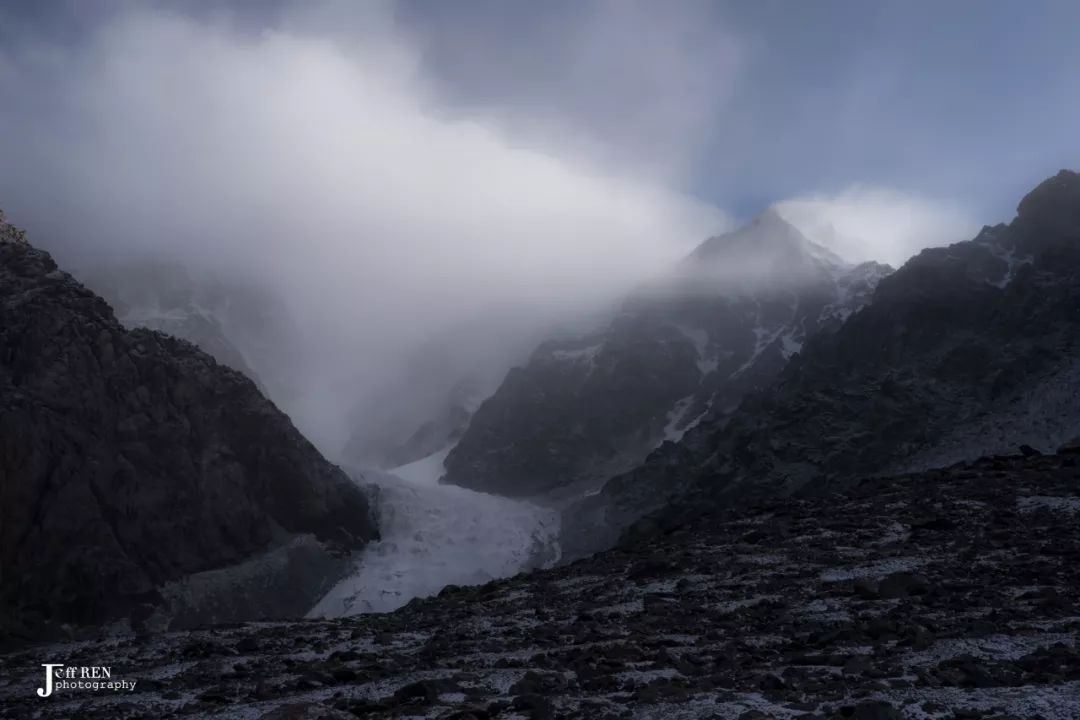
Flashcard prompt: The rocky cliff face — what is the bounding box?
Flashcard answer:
[565,170,1080,557]
[442,210,890,499]
[0,218,378,643]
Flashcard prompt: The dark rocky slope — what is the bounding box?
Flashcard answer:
[3,451,1078,718]
[0,213,378,643]
[444,210,890,499]
[564,170,1080,557]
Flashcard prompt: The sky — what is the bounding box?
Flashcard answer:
[397,0,1080,222]
[0,0,1078,452]
[2,1,1077,252]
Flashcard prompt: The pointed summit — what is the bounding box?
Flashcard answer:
[692,206,806,256]
[682,206,845,290]
[752,205,796,229]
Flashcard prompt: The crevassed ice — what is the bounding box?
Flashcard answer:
[309,448,561,617]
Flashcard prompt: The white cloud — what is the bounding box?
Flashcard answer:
[0,3,982,456]
[0,5,726,453]
[776,185,978,267]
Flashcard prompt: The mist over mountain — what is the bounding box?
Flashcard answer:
[82,260,301,403]
[0,219,378,642]
[3,3,1080,716]
[0,1,988,457]
[441,209,892,503]
[0,2,724,455]
[561,170,1080,560]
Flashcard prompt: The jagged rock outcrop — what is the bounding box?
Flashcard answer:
[0,211,26,245]
[443,209,890,498]
[4,451,1078,718]
[566,170,1080,557]
[0,218,378,643]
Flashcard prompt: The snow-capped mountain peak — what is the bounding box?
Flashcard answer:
[681,206,847,292]
[442,212,894,502]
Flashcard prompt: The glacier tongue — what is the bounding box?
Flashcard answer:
[308,449,561,617]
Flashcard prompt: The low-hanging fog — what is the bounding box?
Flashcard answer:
[0,0,1011,456]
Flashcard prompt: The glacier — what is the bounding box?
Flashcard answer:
[308,448,561,617]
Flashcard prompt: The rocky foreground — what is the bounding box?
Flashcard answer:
[3,451,1079,719]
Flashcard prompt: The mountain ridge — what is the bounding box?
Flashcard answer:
[441,209,891,501]
[568,170,1080,555]
[0,217,379,644]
